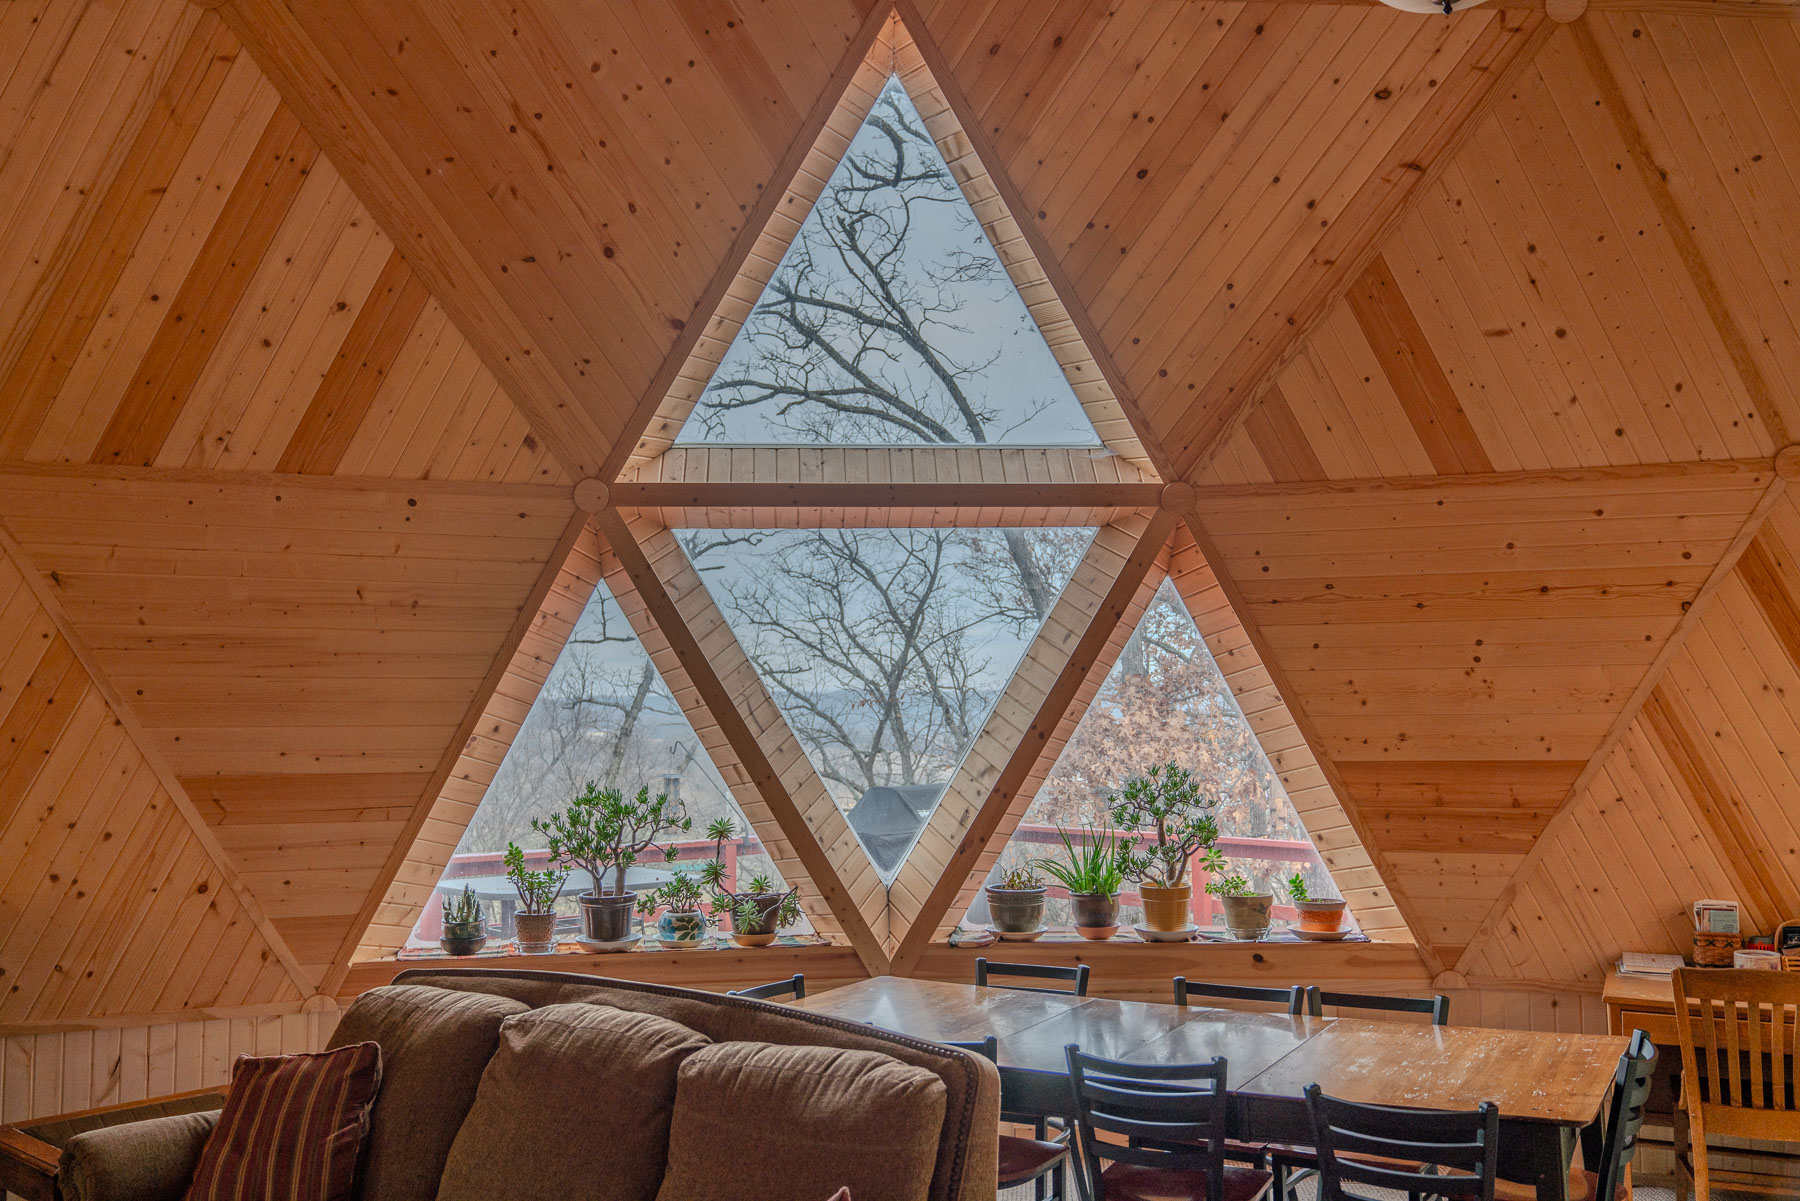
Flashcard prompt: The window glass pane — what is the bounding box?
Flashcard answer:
[675,75,1099,448]
[681,526,1095,880]
[965,578,1349,935]
[406,576,799,950]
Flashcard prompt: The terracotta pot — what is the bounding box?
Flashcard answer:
[439,922,486,957]
[1139,884,1193,932]
[1069,892,1120,936]
[985,887,1047,933]
[656,909,707,945]
[1220,892,1274,940]
[578,891,636,942]
[731,931,778,948]
[513,911,557,954]
[1295,898,1347,933]
[1075,925,1119,942]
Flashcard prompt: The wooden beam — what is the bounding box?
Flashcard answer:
[213,0,616,477]
[1451,463,1788,974]
[1184,455,1776,501]
[1171,10,1555,483]
[611,482,1164,511]
[601,2,895,482]
[1568,19,1792,450]
[0,522,315,1002]
[320,507,588,993]
[888,510,1175,974]
[594,509,892,975]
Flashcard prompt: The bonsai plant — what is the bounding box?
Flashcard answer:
[532,781,691,943]
[698,820,801,946]
[638,870,710,946]
[1035,824,1125,940]
[1287,870,1347,934]
[504,842,568,954]
[439,884,487,956]
[985,863,1047,936]
[1206,870,1273,940]
[1110,762,1226,932]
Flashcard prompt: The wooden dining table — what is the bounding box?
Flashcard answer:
[794,977,1628,1201]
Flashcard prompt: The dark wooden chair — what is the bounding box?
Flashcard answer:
[1491,1029,1655,1201]
[950,1036,1070,1201]
[1174,978,1305,1015]
[977,957,1090,997]
[727,973,805,1001]
[1065,1044,1273,1201]
[1304,1083,1500,1201]
[1303,986,1450,1024]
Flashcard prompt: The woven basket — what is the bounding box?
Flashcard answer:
[1693,930,1742,967]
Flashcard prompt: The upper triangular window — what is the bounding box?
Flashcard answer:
[673,76,1101,448]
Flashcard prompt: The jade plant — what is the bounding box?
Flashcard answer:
[504,843,568,916]
[531,781,691,898]
[1204,873,1255,899]
[1109,762,1225,888]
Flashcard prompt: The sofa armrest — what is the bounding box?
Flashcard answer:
[0,1125,60,1201]
[57,1109,220,1201]
[1,1088,226,1201]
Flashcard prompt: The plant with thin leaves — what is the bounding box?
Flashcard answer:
[993,863,1045,891]
[1034,825,1125,897]
[441,884,483,928]
[704,820,802,932]
[532,781,691,899]
[504,843,568,916]
[1109,762,1225,888]
[1204,873,1256,899]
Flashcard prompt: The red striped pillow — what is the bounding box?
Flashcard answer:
[184,1042,382,1201]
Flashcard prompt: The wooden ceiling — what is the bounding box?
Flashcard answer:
[3,0,1800,1031]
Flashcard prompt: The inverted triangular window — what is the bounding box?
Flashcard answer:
[673,76,1101,448]
[679,526,1096,882]
[963,577,1350,934]
[405,576,798,949]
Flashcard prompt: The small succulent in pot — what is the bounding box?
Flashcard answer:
[439,884,487,956]
[985,863,1048,934]
[700,820,801,947]
[638,871,710,945]
[1035,824,1125,940]
[505,843,568,954]
[1286,870,1347,933]
[1206,870,1273,940]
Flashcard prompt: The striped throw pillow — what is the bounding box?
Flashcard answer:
[184,1042,382,1201]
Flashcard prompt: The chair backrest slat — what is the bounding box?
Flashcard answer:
[1173,977,1303,1014]
[1066,1045,1232,1199]
[1305,987,1450,1026]
[727,973,805,1002]
[1592,1030,1656,1201]
[1305,1084,1499,1201]
[1673,968,1800,1118]
[977,958,1089,996]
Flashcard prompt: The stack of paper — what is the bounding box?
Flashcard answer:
[1617,951,1685,978]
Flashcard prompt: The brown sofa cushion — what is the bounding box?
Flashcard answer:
[654,1041,946,1201]
[436,1004,711,1201]
[327,983,528,1201]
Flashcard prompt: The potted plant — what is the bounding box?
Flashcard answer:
[1111,763,1225,932]
[698,821,803,947]
[1035,824,1125,940]
[1287,871,1348,934]
[985,864,1048,935]
[1207,871,1273,940]
[439,884,487,956]
[504,842,567,954]
[638,871,710,946]
[532,781,691,943]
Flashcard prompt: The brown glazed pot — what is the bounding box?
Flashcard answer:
[1139,884,1193,932]
[1069,892,1121,937]
[513,911,557,954]
[985,887,1047,933]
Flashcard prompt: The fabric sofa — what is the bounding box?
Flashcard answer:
[0,968,1000,1201]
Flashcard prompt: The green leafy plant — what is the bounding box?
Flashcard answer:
[532,781,691,898]
[638,870,708,916]
[1109,762,1224,888]
[1205,873,1255,899]
[701,820,802,931]
[994,863,1045,891]
[441,884,483,927]
[504,843,568,916]
[1035,825,1125,897]
[1285,871,1310,904]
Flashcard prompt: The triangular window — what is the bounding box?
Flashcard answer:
[680,525,1095,881]
[673,76,1100,448]
[405,576,797,949]
[964,577,1350,934]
